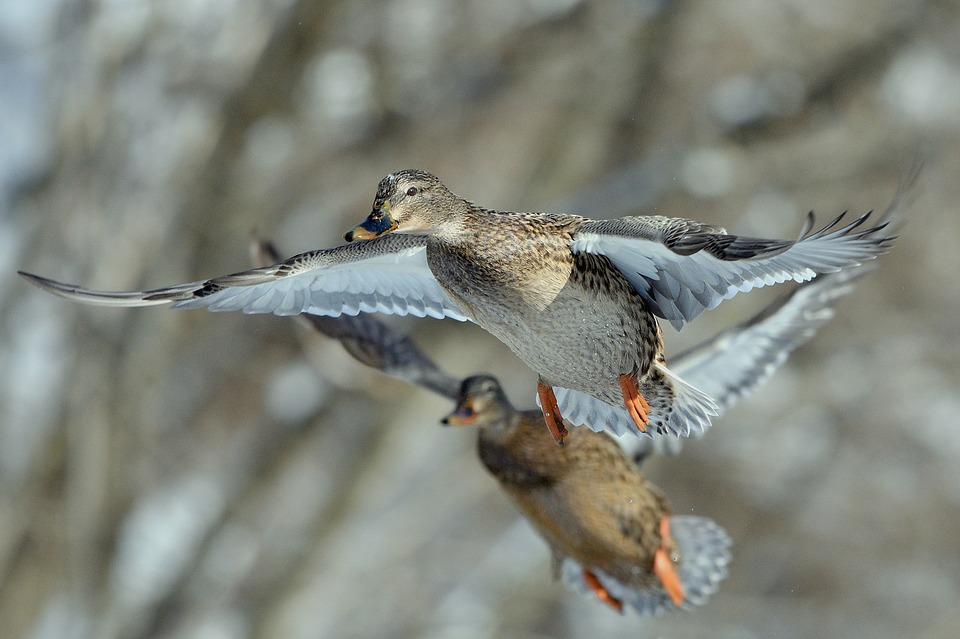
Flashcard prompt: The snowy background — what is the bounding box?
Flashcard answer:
[2,1,958,638]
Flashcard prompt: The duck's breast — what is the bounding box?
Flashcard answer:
[429,236,660,393]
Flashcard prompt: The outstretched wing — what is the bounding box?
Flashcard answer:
[250,237,462,400]
[619,267,871,463]
[19,234,470,322]
[671,267,868,414]
[571,212,894,330]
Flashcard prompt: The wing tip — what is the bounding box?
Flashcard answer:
[18,270,80,299]
[18,270,180,307]
[18,270,53,289]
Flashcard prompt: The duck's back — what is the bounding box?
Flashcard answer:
[478,416,670,587]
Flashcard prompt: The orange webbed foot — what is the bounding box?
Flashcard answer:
[582,569,623,613]
[618,373,651,434]
[537,382,567,444]
[653,517,686,607]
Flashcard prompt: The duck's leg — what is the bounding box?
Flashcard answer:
[582,569,623,613]
[653,517,686,607]
[537,381,567,444]
[618,373,651,434]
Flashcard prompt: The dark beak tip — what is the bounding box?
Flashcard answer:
[344,230,354,242]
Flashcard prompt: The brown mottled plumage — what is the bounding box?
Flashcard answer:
[442,375,731,615]
[344,171,718,442]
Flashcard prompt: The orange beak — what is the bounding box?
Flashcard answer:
[441,398,476,426]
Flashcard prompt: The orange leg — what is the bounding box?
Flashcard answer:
[582,569,623,613]
[653,517,686,607]
[618,373,651,434]
[537,381,568,444]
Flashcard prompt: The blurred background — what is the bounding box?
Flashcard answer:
[2,1,958,637]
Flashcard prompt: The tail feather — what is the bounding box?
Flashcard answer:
[548,365,718,439]
[557,515,731,615]
[670,515,732,606]
[641,363,719,437]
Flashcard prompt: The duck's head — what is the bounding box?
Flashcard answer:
[441,375,514,429]
[345,169,459,242]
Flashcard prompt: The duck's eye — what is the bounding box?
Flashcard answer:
[405,186,419,197]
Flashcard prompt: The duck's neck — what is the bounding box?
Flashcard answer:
[478,408,522,441]
[477,412,568,488]
[429,201,491,244]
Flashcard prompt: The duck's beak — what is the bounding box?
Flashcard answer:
[344,203,398,242]
[441,398,475,426]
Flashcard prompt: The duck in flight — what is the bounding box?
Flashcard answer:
[19,169,895,442]
[443,374,730,615]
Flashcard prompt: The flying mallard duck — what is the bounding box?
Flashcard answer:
[19,170,894,442]
[443,374,730,615]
